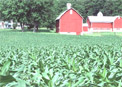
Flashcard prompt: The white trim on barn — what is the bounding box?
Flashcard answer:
[81,32,84,35]
[56,8,83,20]
[113,28,122,32]
[82,32,91,34]
[56,10,68,20]
[89,28,113,32]
[59,32,76,35]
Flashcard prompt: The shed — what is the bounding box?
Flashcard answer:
[56,3,83,35]
[87,12,117,32]
[113,16,122,32]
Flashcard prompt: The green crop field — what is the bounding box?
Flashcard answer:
[0,29,122,87]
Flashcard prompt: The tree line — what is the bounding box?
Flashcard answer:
[0,0,122,32]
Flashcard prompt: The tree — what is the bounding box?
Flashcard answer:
[25,0,56,32]
[44,0,56,30]
[103,0,122,16]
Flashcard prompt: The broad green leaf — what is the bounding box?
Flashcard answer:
[42,73,50,80]
[17,80,26,87]
[118,80,122,87]
[0,60,11,75]
[0,75,16,84]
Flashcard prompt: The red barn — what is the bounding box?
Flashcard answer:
[113,16,122,32]
[56,3,83,35]
[87,12,117,32]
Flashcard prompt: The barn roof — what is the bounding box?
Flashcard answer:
[88,16,118,23]
[56,8,83,20]
[56,10,68,20]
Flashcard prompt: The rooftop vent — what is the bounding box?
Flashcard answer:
[67,3,71,10]
[97,11,103,17]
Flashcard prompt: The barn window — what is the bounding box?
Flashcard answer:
[70,10,73,14]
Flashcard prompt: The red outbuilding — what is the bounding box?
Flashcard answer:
[56,3,83,35]
[113,16,122,32]
[87,12,117,32]
[83,23,88,32]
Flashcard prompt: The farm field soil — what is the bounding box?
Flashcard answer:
[0,29,122,87]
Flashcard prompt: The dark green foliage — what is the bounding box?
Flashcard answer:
[102,0,122,16]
